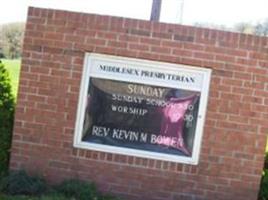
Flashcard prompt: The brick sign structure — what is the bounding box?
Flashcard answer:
[10,7,268,200]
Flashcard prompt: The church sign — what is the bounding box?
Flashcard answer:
[74,53,211,164]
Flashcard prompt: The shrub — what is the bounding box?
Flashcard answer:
[0,170,121,200]
[38,194,69,200]
[0,170,47,196]
[99,194,121,200]
[259,169,268,200]
[259,152,268,200]
[56,179,98,200]
[0,194,68,200]
[0,60,15,177]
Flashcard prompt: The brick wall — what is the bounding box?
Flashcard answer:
[10,7,268,200]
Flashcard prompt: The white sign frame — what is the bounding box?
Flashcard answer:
[73,53,211,165]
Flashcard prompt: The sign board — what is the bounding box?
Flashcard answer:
[74,53,211,164]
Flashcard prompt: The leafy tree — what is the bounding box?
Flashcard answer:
[0,23,24,59]
[254,19,268,36]
[233,22,255,34]
[194,20,268,37]
[194,22,229,31]
[0,60,15,176]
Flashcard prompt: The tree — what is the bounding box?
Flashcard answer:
[254,19,268,36]
[0,22,24,59]
[194,20,268,37]
[194,22,229,31]
[234,22,254,34]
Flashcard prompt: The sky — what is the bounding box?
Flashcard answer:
[0,0,268,27]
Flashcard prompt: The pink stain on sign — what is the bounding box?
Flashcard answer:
[159,95,197,155]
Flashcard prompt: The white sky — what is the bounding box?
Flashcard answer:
[0,0,268,27]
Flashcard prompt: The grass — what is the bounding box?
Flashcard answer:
[1,59,21,98]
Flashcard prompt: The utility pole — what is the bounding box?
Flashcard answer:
[150,0,162,22]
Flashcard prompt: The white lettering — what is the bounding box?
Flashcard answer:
[92,126,109,137]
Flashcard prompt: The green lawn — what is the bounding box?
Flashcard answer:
[1,59,21,98]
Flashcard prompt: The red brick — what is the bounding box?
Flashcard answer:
[140,37,161,46]
[64,35,85,43]
[44,32,63,40]
[151,46,171,54]
[172,49,192,57]
[107,41,127,48]
[128,43,149,51]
